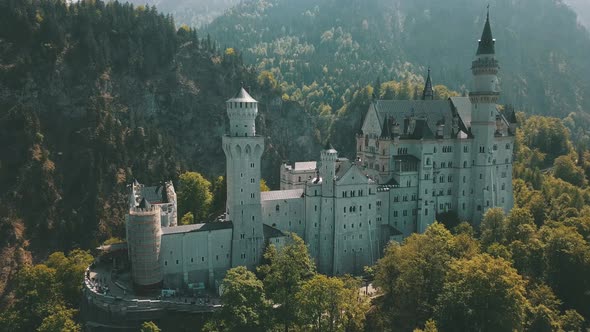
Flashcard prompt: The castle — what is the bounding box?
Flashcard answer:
[125,13,515,291]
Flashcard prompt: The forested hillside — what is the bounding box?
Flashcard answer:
[204,0,590,152]
[0,0,320,304]
[124,0,240,27]
[3,0,590,331]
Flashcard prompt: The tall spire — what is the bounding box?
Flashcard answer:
[422,67,434,100]
[476,6,495,55]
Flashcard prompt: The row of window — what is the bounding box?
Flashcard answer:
[344,205,363,213]
[393,194,417,202]
[164,254,227,266]
[343,222,364,229]
[343,247,364,254]
[342,189,365,198]
[343,234,364,240]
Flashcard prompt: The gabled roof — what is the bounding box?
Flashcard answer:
[449,96,474,138]
[477,11,495,55]
[374,99,452,138]
[227,87,257,103]
[141,185,169,205]
[335,158,353,179]
[138,197,151,209]
[336,160,375,185]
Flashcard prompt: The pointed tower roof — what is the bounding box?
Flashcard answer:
[323,141,337,154]
[324,141,334,150]
[138,197,151,209]
[477,8,496,55]
[227,85,257,103]
[422,67,434,100]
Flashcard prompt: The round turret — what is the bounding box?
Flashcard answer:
[127,198,163,290]
[320,142,338,186]
[226,87,258,137]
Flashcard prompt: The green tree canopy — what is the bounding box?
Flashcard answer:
[258,234,316,331]
[45,249,93,306]
[435,254,528,332]
[553,155,588,187]
[218,266,270,332]
[374,222,475,330]
[177,171,213,222]
[37,306,80,332]
[480,207,507,247]
[180,212,195,225]
[296,274,347,332]
[540,225,590,318]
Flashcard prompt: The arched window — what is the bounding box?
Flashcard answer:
[463,161,467,168]
[275,205,280,212]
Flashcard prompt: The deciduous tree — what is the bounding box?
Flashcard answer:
[259,234,315,332]
[435,254,527,332]
[177,171,213,222]
[218,266,269,332]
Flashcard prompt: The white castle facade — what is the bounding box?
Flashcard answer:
[125,14,515,291]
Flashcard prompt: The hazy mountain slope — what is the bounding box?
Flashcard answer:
[205,0,590,118]
[566,0,590,28]
[123,0,240,27]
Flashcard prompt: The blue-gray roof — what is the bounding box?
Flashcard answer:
[227,87,257,103]
[261,189,304,201]
[162,221,233,235]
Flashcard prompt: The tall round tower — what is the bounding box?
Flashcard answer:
[469,9,501,223]
[320,142,338,197]
[126,197,163,290]
[318,142,337,274]
[222,87,265,269]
